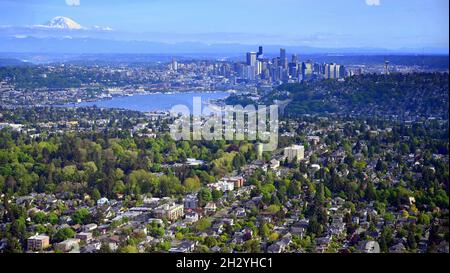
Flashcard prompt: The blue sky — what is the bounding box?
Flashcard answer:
[0,0,448,49]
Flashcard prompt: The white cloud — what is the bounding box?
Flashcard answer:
[65,0,80,6]
[365,0,380,6]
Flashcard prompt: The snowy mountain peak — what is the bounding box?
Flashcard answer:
[45,16,83,30]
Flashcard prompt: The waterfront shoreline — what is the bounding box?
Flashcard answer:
[58,90,231,113]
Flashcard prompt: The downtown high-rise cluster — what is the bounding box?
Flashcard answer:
[239,47,347,83]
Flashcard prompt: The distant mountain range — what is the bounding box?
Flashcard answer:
[0,16,447,56]
[0,36,448,56]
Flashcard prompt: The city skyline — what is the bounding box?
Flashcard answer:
[0,0,448,52]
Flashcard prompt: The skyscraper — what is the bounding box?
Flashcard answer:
[257,46,264,60]
[257,60,263,75]
[288,62,298,78]
[323,63,345,79]
[301,61,314,81]
[280,48,286,61]
[326,63,337,79]
[339,65,346,78]
[246,52,257,67]
[272,57,279,67]
[280,48,288,69]
[245,65,256,81]
[335,64,345,79]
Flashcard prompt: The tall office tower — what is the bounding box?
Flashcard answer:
[314,63,324,76]
[280,48,286,61]
[237,63,246,78]
[335,64,341,79]
[291,54,299,64]
[271,66,283,82]
[301,61,314,81]
[246,66,256,81]
[283,59,288,70]
[272,57,279,67]
[261,61,268,72]
[279,66,285,81]
[246,52,257,67]
[339,65,346,78]
[280,48,288,69]
[288,62,298,77]
[324,64,330,79]
[233,62,242,75]
[256,60,263,75]
[257,46,264,60]
[282,69,289,82]
[326,63,337,79]
[335,64,346,79]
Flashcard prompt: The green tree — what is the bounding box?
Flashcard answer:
[47,212,59,225]
[91,188,101,201]
[195,217,212,232]
[184,176,201,193]
[4,236,22,253]
[54,227,76,242]
[72,208,90,225]
[118,245,138,253]
[198,188,212,207]
[204,236,218,248]
[99,242,113,253]
[243,239,260,253]
[211,189,223,201]
[33,211,47,224]
[259,222,271,240]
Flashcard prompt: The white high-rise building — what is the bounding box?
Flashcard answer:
[257,60,263,75]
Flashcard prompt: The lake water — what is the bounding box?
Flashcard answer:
[67,91,229,112]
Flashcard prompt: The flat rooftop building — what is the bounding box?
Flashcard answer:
[27,234,50,252]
